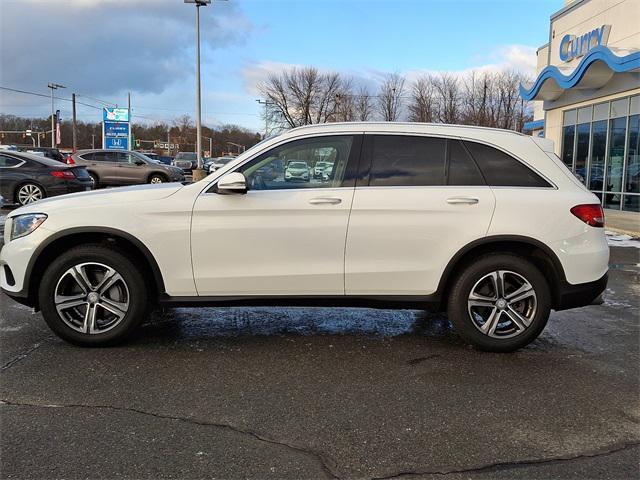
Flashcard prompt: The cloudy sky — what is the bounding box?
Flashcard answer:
[0,0,559,132]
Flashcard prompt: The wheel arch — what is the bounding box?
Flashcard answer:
[25,227,165,310]
[437,235,567,310]
[148,171,169,182]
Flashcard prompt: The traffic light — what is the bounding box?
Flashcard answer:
[136,139,141,148]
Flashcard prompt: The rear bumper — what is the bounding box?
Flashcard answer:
[555,272,608,311]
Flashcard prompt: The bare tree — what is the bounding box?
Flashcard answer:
[258,67,346,129]
[377,73,405,121]
[408,75,436,122]
[355,85,374,121]
[433,72,460,124]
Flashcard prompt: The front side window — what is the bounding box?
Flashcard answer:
[368,135,446,187]
[464,141,551,188]
[240,135,354,191]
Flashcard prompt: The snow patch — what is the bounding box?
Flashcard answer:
[606,231,640,248]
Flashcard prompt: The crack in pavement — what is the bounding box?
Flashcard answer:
[0,399,341,479]
[0,337,52,372]
[370,441,640,479]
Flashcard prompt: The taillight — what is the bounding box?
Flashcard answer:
[570,204,605,228]
[67,156,75,165]
[51,170,76,180]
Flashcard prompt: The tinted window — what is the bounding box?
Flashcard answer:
[369,135,446,186]
[80,153,94,161]
[92,152,113,162]
[448,140,484,186]
[464,141,551,188]
[240,135,354,191]
[0,155,22,167]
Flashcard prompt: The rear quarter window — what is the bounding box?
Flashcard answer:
[463,141,551,188]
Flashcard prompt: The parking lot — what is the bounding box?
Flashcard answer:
[1,205,638,479]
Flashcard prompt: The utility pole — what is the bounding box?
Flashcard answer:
[256,99,273,138]
[184,0,215,181]
[48,83,65,148]
[128,92,132,150]
[91,134,96,149]
[72,93,77,152]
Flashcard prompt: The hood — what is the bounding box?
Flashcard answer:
[11,183,183,216]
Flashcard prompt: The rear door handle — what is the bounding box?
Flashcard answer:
[309,197,342,205]
[446,197,479,205]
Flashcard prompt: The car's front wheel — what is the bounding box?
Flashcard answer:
[38,245,150,346]
[447,254,551,352]
[148,174,166,184]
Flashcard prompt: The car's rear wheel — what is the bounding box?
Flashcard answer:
[447,254,551,352]
[89,172,99,189]
[149,174,166,184]
[38,245,150,346]
[16,183,45,205]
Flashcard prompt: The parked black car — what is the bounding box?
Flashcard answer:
[16,147,67,163]
[0,151,93,206]
[172,152,198,172]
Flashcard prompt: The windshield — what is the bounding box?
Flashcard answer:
[176,152,197,160]
[289,162,307,168]
[133,152,154,163]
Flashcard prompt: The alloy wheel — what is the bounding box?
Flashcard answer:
[467,270,537,339]
[54,262,130,334]
[17,184,43,205]
[150,176,163,184]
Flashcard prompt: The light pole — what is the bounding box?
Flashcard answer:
[184,0,211,181]
[47,83,65,148]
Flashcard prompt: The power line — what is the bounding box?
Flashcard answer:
[0,86,102,110]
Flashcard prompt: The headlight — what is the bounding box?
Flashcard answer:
[10,214,47,241]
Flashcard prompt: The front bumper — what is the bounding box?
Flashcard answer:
[555,272,608,311]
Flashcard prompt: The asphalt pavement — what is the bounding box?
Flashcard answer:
[0,220,639,479]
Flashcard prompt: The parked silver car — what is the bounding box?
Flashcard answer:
[70,150,184,187]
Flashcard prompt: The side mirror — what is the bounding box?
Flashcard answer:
[215,172,247,195]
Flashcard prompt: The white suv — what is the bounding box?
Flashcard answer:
[0,123,609,352]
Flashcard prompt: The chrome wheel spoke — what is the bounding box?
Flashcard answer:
[95,268,118,294]
[506,283,535,304]
[506,306,532,329]
[99,297,128,317]
[480,308,500,336]
[83,303,98,334]
[468,299,495,308]
[69,266,92,293]
[55,296,87,313]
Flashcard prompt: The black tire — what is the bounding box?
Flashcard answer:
[38,244,150,347]
[89,172,99,189]
[447,253,551,352]
[148,173,167,184]
[15,182,45,205]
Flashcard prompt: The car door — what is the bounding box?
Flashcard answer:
[345,134,496,296]
[114,152,145,184]
[90,151,121,184]
[191,134,362,296]
[0,154,27,201]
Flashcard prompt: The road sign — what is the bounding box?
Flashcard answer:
[104,122,129,138]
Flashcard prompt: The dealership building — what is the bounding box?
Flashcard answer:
[521,0,640,213]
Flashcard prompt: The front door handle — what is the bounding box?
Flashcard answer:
[446,197,479,205]
[309,197,342,205]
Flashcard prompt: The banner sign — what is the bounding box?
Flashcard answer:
[105,137,128,150]
[104,122,129,138]
[103,107,130,122]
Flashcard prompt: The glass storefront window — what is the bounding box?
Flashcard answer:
[561,125,575,169]
[604,116,627,209]
[611,98,629,118]
[631,96,640,116]
[589,120,607,194]
[563,109,577,126]
[623,114,639,212]
[577,106,592,124]
[575,123,590,183]
[593,102,609,121]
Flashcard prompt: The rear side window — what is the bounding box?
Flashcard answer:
[0,155,23,167]
[447,140,484,186]
[463,141,551,187]
[369,135,446,186]
[80,153,94,161]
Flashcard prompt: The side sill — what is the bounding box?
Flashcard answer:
[159,294,442,311]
